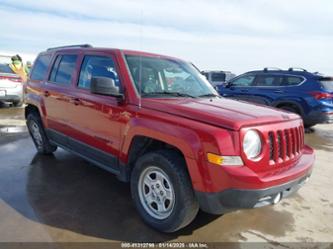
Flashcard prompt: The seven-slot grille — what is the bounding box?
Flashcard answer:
[268,126,304,164]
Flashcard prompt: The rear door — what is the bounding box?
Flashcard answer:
[42,53,79,140]
[251,74,284,105]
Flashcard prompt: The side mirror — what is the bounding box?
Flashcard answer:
[225,82,233,88]
[91,77,123,99]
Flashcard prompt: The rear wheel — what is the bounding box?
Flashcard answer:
[280,105,315,130]
[131,150,199,232]
[27,113,57,154]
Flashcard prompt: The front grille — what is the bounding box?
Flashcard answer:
[268,126,304,164]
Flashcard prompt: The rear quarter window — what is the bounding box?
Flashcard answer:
[283,76,304,86]
[30,54,52,81]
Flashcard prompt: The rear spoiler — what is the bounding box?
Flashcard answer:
[318,76,333,81]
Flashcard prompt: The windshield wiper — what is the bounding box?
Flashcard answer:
[197,93,221,98]
[142,91,196,98]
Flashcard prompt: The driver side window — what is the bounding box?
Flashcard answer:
[231,75,255,87]
[78,55,121,90]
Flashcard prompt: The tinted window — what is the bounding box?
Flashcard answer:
[256,75,283,86]
[231,75,255,86]
[0,64,15,74]
[78,55,120,89]
[49,55,77,84]
[283,76,304,86]
[30,54,52,81]
[211,73,226,82]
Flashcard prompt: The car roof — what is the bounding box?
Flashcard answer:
[243,69,320,79]
[40,44,184,62]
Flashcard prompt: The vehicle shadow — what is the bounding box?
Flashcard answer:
[23,152,219,242]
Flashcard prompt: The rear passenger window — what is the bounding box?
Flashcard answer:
[49,55,77,84]
[78,55,120,89]
[255,75,283,86]
[283,76,304,86]
[30,54,52,81]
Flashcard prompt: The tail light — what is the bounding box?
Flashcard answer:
[309,91,333,100]
[0,75,22,83]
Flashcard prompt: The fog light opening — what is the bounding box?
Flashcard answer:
[273,193,282,204]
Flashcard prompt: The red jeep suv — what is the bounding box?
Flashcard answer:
[25,44,315,232]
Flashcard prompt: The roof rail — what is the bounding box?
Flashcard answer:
[47,44,92,51]
[288,67,307,72]
[263,67,282,71]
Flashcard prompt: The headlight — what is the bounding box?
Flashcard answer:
[243,130,262,159]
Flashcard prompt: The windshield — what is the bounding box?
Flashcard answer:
[125,55,218,98]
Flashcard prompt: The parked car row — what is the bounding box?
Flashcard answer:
[203,68,333,128]
[25,44,315,233]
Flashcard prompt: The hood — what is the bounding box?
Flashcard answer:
[142,97,300,130]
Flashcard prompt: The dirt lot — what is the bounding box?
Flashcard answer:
[0,106,332,245]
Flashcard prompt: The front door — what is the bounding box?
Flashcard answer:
[66,53,128,171]
[221,74,256,102]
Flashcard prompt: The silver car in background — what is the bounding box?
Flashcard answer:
[201,70,236,87]
[0,63,24,107]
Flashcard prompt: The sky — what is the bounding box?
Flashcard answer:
[0,0,332,74]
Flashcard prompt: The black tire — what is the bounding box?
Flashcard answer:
[280,105,316,128]
[131,150,199,233]
[27,113,57,154]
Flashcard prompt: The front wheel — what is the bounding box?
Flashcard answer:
[131,150,199,232]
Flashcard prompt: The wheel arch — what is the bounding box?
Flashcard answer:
[273,100,305,117]
[119,124,204,190]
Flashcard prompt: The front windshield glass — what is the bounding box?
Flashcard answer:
[125,55,218,98]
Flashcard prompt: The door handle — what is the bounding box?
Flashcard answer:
[72,98,81,106]
[44,91,50,97]
[274,90,284,94]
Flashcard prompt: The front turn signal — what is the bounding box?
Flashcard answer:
[207,153,243,167]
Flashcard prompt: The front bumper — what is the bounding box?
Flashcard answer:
[194,145,314,215]
[196,173,311,214]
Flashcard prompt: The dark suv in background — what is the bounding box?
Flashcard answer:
[217,68,333,127]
